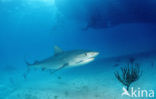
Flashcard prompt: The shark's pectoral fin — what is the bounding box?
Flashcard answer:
[50,63,68,75]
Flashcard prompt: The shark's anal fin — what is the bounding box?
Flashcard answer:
[50,63,68,75]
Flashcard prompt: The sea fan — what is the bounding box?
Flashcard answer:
[114,63,142,90]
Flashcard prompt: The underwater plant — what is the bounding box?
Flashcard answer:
[114,63,142,90]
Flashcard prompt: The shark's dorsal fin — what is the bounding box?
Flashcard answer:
[54,46,63,55]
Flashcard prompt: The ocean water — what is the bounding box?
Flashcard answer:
[0,0,156,99]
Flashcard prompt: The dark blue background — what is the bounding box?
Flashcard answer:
[0,0,156,69]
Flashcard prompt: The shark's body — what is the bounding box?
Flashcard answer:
[26,46,99,72]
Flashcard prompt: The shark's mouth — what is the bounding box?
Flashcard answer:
[76,57,95,64]
[81,57,95,64]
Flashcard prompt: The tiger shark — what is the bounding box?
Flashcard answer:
[25,46,99,73]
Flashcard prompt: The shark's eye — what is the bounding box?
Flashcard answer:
[85,53,88,56]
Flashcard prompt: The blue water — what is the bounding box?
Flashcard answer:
[0,0,156,99]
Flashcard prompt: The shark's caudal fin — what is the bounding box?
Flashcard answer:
[24,56,30,66]
[23,57,31,79]
[54,46,63,55]
[25,60,32,66]
[24,56,39,66]
[24,57,34,66]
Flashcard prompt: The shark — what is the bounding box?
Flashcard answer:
[25,46,99,74]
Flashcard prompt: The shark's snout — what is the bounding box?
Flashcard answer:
[88,51,99,58]
[93,52,99,56]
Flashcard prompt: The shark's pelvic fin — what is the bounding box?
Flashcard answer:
[54,46,63,55]
[50,63,68,74]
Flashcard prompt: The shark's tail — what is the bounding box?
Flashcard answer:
[24,56,33,66]
[25,60,32,66]
[23,56,32,79]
